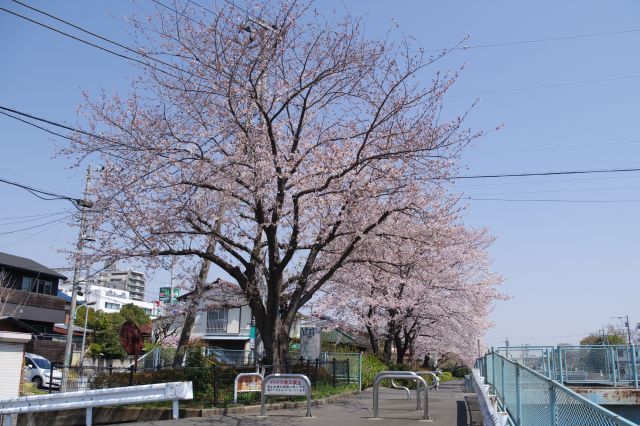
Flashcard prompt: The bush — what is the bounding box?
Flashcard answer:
[361,353,388,389]
[442,365,470,378]
[440,371,453,382]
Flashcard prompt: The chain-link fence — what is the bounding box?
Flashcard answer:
[477,352,636,426]
[496,345,640,387]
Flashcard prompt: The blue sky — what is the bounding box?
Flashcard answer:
[1,0,640,347]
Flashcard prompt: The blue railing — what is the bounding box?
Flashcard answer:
[476,352,636,425]
[495,345,639,388]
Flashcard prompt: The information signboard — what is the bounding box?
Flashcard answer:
[260,374,312,417]
[234,373,263,403]
[264,377,308,396]
[237,375,262,392]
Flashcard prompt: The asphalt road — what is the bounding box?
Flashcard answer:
[121,380,472,426]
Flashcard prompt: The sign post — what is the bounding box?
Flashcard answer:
[300,327,321,361]
[234,373,263,404]
[260,374,312,417]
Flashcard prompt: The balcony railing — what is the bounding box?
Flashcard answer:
[1,289,65,310]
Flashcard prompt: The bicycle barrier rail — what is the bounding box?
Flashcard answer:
[234,373,263,404]
[0,381,193,426]
[373,371,430,421]
[260,374,312,417]
[477,352,637,425]
[390,378,411,400]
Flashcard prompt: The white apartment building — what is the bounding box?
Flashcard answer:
[92,268,146,302]
[87,285,160,318]
[59,283,160,318]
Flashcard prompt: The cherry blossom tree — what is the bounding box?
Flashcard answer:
[317,206,503,365]
[61,0,482,369]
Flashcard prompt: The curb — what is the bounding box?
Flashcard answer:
[14,390,361,425]
[199,390,361,417]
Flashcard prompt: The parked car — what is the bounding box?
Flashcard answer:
[24,352,61,389]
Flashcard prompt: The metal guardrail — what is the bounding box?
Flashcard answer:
[0,381,193,426]
[477,352,636,425]
[495,345,640,388]
[372,371,430,420]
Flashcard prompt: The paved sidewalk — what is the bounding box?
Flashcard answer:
[120,380,471,426]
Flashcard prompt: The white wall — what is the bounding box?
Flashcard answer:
[85,285,160,317]
[0,333,31,398]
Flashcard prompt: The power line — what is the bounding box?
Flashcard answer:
[9,0,186,75]
[456,173,640,189]
[451,74,640,98]
[0,214,73,236]
[0,110,75,142]
[453,167,640,180]
[0,211,71,227]
[469,184,640,197]
[0,106,136,164]
[468,197,640,204]
[0,211,69,222]
[0,6,180,79]
[0,177,85,206]
[0,105,115,144]
[428,28,640,52]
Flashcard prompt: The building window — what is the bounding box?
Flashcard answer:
[206,309,227,334]
[21,277,54,295]
[105,302,120,310]
[143,308,152,315]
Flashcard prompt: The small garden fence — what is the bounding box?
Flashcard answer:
[45,358,353,408]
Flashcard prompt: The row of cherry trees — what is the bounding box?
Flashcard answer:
[317,199,503,366]
[61,0,503,369]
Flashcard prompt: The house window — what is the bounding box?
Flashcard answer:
[206,309,227,333]
[105,302,120,310]
[21,277,54,295]
[143,308,152,315]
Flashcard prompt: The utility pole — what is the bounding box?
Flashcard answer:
[169,257,174,307]
[62,166,93,388]
[79,283,94,366]
[612,315,632,346]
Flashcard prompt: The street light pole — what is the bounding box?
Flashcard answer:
[62,166,93,387]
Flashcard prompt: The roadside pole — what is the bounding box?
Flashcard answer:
[62,166,93,390]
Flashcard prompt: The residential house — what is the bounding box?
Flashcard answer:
[174,279,305,365]
[177,279,253,361]
[0,252,67,334]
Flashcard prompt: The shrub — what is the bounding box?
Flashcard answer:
[361,353,388,389]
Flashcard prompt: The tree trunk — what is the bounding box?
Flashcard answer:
[365,324,378,354]
[258,318,291,372]
[383,337,392,364]
[422,354,430,369]
[172,255,212,367]
[394,335,407,364]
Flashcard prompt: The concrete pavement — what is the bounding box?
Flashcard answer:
[119,380,472,426]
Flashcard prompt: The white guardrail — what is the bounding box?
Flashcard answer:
[0,381,193,426]
[470,368,509,426]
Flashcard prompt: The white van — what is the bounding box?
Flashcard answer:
[24,352,61,389]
